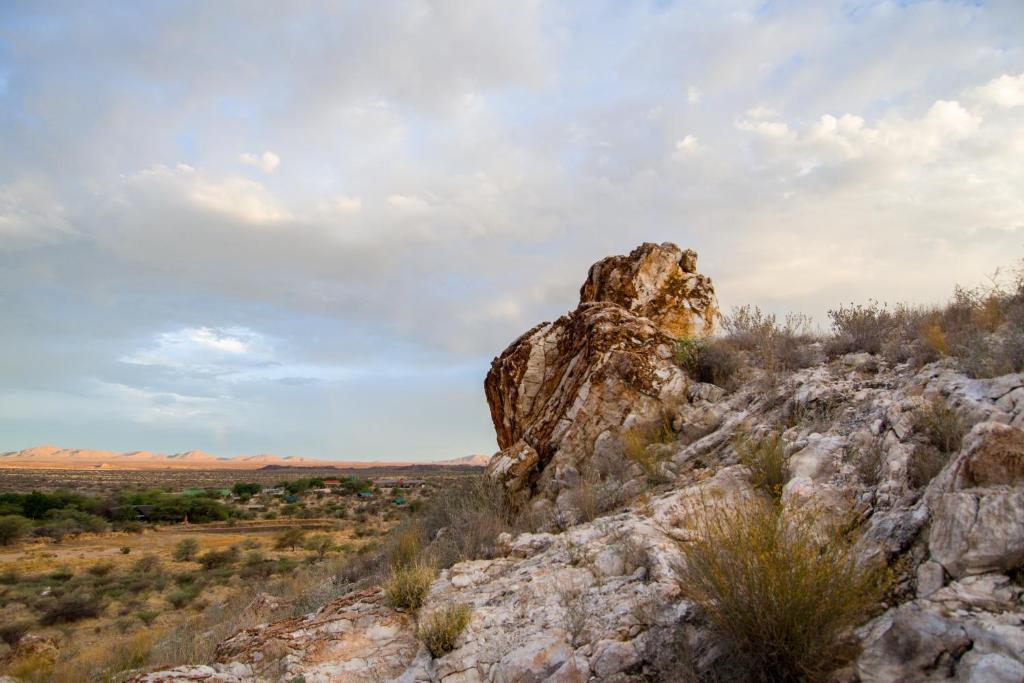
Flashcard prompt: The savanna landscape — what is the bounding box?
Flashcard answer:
[2,2,1023,682]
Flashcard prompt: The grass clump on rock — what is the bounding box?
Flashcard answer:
[383,560,435,611]
[418,602,472,657]
[675,497,886,682]
[736,432,789,498]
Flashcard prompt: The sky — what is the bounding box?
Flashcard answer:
[1,1,1022,460]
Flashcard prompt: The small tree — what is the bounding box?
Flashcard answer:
[0,515,32,546]
[304,533,336,560]
[274,528,307,551]
[172,538,199,562]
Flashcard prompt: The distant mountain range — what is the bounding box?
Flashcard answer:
[0,445,490,471]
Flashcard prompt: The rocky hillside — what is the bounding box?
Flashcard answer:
[135,243,1024,683]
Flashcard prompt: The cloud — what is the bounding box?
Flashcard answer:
[240,150,281,173]
[674,134,699,155]
[1,0,1023,458]
[125,164,289,224]
[975,73,1024,108]
[123,326,274,371]
[0,181,75,249]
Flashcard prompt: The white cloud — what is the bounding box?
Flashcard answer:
[123,326,273,370]
[974,73,1024,109]
[240,150,281,173]
[687,85,702,104]
[674,134,699,154]
[126,164,289,224]
[736,118,793,139]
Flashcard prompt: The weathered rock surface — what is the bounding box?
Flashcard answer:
[578,242,718,338]
[137,247,1024,683]
[485,242,720,506]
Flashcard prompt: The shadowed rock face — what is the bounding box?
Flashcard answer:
[484,242,720,506]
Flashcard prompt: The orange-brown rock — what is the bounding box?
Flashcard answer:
[485,242,720,506]
[579,242,718,337]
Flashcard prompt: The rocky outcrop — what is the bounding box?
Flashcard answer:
[485,243,720,508]
[578,243,718,338]
[137,245,1024,683]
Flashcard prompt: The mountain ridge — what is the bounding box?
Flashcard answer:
[0,445,490,470]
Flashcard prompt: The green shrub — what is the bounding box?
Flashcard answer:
[48,566,74,582]
[40,591,102,625]
[172,538,199,562]
[383,561,435,611]
[274,528,307,551]
[736,432,789,498]
[675,499,886,682]
[418,602,471,657]
[197,546,239,570]
[136,609,159,626]
[167,584,202,609]
[304,534,337,560]
[0,514,32,546]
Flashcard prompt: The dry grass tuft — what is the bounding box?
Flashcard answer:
[675,498,887,682]
[621,417,675,484]
[49,630,156,682]
[913,397,966,454]
[418,602,471,657]
[383,560,435,611]
[736,432,789,498]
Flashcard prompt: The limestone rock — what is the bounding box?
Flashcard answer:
[485,243,719,503]
[925,422,1024,578]
[212,587,418,682]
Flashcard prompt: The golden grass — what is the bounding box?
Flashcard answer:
[418,602,471,657]
[736,432,789,498]
[675,498,887,682]
[383,560,435,611]
[621,417,675,483]
[50,629,156,682]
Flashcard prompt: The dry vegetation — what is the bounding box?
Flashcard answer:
[675,498,887,682]
[0,468,467,680]
[417,602,472,657]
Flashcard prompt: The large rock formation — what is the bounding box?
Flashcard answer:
[484,242,720,510]
[138,357,1024,683]
[135,244,1024,683]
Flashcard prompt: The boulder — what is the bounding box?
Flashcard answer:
[578,242,718,338]
[485,243,720,503]
[926,422,1024,578]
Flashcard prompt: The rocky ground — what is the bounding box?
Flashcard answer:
[128,243,1024,683]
